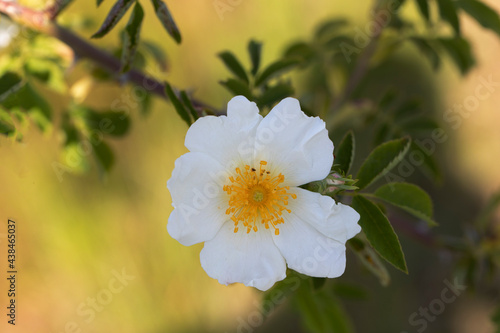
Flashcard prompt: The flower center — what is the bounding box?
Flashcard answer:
[223,160,297,235]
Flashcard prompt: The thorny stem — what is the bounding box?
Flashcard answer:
[0,0,218,114]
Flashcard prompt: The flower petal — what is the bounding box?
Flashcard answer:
[254,97,333,186]
[167,152,229,246]
[184,96,262,168]
[289,188,361,243]
[200,222,286,291]
[272,211,348,278]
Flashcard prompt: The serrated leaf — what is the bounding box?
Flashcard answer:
[436,0,461,35]
[256,83,294,109]
[335,131,355,174]
[151,0,182,43]
[92,0,136,38]
[121,2,144,73]
[352,195,408,273]
[456,0,500,37]
[219,78,253,99]
[356,137,411,189]
[437,37,475,75]
[294,282,354,333]
[410,37,441,70]
[92,140,114,173]
[218,51,249,84]
[248,40,262,76]
[416,0,430,21]
[374,182,437,226]
[255,59,299,87]
[164,82,191,126]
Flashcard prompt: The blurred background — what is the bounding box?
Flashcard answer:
[0,0,499,332]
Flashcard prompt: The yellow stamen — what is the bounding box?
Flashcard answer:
[223,160,297,235]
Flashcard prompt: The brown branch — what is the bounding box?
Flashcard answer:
[0,0,219,115]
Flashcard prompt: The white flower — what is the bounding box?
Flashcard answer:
[167,96,361,291]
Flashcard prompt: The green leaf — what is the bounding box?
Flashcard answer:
[92,140,114,173]
[141,41,168,71]
[120,2,144,73]
[436,0,461,35]
[261,270,303,317]
[150,0,182,44]
[416,0,430,21]
[256,83,294,109]
[97,0,105,6]
[352,195,408,273]
[179,91,199,122]
[412,142,442,183]
[92,0,136,38]
[218,51,249,84]
[248,40,262,76]
[71,106,130,137]
[294,283,354,333]
[0,81,52,133]
[219,78,253,99]
[284,42,316,64]
[437,37,475,75]
[456,0,500,37]
[255,59,299,87]
[409,37,441,70]
[164,82,192,126]
[0,72,24,101]
[335,131,355,174]
[314,18,349,41]
[356,137,411,189]
[373,182,437,226]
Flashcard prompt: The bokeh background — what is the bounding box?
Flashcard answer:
[1,0,499,332]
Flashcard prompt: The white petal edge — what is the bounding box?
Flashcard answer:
[272,211,348,278]
[254,97,333,186]
[288,188,361,243]
[184,96,262,168]
[200,221,287,291]
[167,152,229,246]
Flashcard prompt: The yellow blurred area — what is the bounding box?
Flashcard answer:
[0,0,499,332]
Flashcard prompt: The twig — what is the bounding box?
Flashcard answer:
[0,0,219,115]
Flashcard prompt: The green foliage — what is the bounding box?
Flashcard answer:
[294,281,353,333]
[437,37,475,74]
[456,0,500,37]
[436,0,461,35]
[492,305,500,333]
[150,0,182,43]
[356,137,411,189]
[334,131,355,174]
[352,195,408,273]
[373,182,437,226]
[218,51,249,84]
[254,59,299,87]
[415,0,430,22]
[248,40,262,76]
[92,0,136,38]
[121,2,144,73]
[164,83,198,126]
